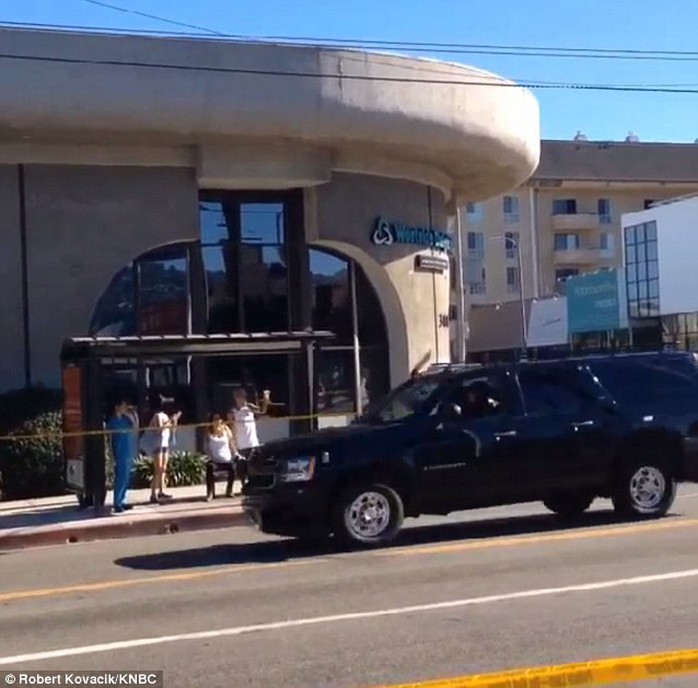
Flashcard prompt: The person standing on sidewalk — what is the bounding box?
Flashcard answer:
[144,395,181,504]
[228,387,270,488]
[107,398,138,513]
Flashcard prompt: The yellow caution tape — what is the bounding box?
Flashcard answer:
[0,411,356,443]
[369,647,698,688]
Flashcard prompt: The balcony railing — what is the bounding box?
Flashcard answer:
[551,212,600,231]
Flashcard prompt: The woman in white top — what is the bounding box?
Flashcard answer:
[228,387,270,487]
[205,414,239,500]
[147,396,181,504]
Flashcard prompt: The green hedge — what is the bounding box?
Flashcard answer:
[0,410,65,500]
[132,451,207,488]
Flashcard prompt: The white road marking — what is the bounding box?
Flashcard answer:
[1,568,697,665]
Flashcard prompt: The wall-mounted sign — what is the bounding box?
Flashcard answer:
[415,254,449,274]
[371,217,453,253]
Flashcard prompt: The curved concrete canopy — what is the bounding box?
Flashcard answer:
[0,28,540,201]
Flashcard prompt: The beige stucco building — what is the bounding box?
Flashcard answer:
[464,139,698,307]
[0,27,539,429]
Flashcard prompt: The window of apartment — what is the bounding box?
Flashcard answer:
[506,266,521,294]
[469,267,487,295]
[467,231,485,259]
[504,232,519,259]
[554,233,581,251]
[625,221,659,319]
[598,198,612,224]
[599,232,615,254]
[465,202,484,222]
[503,196,520,224]
[552,199,577,215]
[555,268,579,283]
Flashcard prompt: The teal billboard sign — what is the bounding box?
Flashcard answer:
[371,217,453,253]
[566,269,628,334]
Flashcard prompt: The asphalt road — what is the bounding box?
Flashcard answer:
[1,487,697,688]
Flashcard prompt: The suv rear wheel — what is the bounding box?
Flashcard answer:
[543,491,594,519]
[333,483,404,548]
[612,461,676,518]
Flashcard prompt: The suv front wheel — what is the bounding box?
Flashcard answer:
[612,461,676,518]
[333,483,404,548]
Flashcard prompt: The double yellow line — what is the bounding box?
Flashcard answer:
[370,648,698,687]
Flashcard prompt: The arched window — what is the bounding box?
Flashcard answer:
[310,248,389,421]
[89,243,191,337]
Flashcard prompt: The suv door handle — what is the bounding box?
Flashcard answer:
[494,430,517,439]
[571,420,595,430]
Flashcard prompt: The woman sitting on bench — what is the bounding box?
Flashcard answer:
[205,414,239,501]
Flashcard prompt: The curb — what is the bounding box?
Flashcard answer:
[0,507,249,552]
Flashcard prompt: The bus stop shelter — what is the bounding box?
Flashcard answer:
[60,330,334,508]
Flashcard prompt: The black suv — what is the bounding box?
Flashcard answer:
[242,352,698,547]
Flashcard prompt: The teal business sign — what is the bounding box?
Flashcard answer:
[371,217,453,253]
[566,269,628,334]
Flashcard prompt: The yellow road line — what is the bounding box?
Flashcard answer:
[0,559,313,603]
[2,517,696,604]
[368,648,698,688]
[377,517,698,557]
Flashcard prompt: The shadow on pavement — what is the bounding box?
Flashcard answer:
[114,506,680,572]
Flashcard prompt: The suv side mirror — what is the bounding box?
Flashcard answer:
[442,403,463,421]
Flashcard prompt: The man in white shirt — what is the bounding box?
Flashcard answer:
[228,387,270,487]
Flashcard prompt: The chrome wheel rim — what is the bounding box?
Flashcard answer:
[345,491,391,539]
[629,466,666,512]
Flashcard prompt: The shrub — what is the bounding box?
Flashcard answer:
[0,411,65,500]
[132,451,206,489]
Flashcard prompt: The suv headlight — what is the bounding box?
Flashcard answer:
[279,456,316,483]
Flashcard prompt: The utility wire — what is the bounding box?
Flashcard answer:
[80,0,224,35]
[2,50,698,94]
[5,11,698,60]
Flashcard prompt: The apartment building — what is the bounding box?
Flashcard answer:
[463,138,698,307]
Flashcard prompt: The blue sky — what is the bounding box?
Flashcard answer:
[4,0,698,142]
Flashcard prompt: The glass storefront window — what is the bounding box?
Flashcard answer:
[199,202,229,245]
[315,348,357,415]
[310,250,353,346]
[626,244,637,264]
[241,203,284,245]
[136,247,189,335]
[204,244,239,334]
[89,266,136,336]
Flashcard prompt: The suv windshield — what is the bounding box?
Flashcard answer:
[360,375,442,423]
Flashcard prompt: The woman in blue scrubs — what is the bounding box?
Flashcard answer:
[107,398,139,513]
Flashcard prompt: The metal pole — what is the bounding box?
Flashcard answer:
[454,206,467,363]
[349,262,363,415]
[516,238,528,351]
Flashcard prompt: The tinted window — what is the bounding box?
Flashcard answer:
[518,369,588,415]
[442,374,510,419]
[590,357,698,407]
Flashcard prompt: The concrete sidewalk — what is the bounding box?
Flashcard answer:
[0,484,248,551]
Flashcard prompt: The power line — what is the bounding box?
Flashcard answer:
[80,0,224,36]
[4,16,698,61]
[2,50,698,94]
